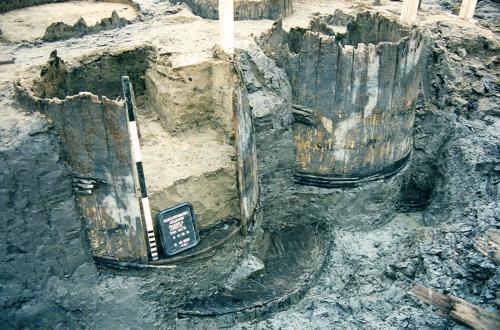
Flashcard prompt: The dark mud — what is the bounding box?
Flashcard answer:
[0,1,499,329]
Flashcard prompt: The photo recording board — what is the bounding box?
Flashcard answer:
[156,203,200,256]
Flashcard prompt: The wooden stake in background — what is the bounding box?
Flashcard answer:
[459,0,478,20]
[410,284,500,330]
[219,0,234,54]
[401,0,419,25]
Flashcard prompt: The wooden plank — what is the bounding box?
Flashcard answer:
[375,42,397,116]
[44,94,147,262]
[315,36,338,115]
[391,37,409,113]
[299,32,321,109]
[475,229,500,265]
[410,283,500,330]
[401,0,419,25]
[45,98,102,257]
[100,96,148,262]
[352,43,369,118]
[78,96,116,259]
[333,44,354,122]
[233,74,258,235]
[59,98,93,175]
[459,0,478,20]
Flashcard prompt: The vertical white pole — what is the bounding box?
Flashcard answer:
[401,0,419,25]
[219,0,234,55]
[459,0,478,20]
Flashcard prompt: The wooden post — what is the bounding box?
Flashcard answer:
[459,0,478,20]
[410,284,500,330]
[475,229,500,265]
[401,0,419,25]
[219,0,234,54]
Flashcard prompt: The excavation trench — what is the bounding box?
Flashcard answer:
[1,1,499,327]
[13,10,428,322]
[16,46,249,263]
[14,43,330,318]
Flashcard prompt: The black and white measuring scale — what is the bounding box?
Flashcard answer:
[122,76,200,259]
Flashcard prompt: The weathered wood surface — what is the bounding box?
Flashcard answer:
[233,61,259,235]
[401,0,420,25]
[459,0,478,20]
[410,284,500,330]
[260,14,423,185]
[475,229,500,265]
[16,87,148,263]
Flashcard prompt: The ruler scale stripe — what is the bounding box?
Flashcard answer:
[122,76,159,261]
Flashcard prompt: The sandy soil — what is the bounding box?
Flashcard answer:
[0,1,138,42]
[136,96,238,228]
[136,96,235,194]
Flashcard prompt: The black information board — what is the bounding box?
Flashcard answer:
[156,203,200,256]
